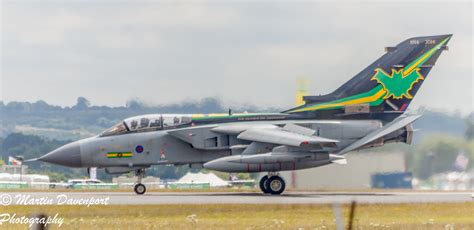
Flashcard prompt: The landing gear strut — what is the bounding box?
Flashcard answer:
[134,169,146,195]
[259,173,286,195]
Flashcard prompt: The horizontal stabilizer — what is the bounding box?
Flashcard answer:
[337,114,422,155]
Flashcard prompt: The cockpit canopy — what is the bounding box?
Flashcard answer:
[100,114,192,137]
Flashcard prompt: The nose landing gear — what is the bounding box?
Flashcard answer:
[259,173,286,195]
[134,169,146,195]
[134,183,146,195]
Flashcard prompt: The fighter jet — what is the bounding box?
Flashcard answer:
[35,35,451,195]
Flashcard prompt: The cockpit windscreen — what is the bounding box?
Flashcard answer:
[100,122,128,137]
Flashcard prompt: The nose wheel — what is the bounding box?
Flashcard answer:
[134,169,146,195]
[259,174,286,195]
[134,183,146,195]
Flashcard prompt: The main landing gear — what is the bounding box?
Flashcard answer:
[134,168,146,195]
[259,173,286,195]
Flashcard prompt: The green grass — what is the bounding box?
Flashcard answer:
[2,203,474,229]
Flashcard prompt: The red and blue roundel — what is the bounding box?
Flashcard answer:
[135,145,144,153]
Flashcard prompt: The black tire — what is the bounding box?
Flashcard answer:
[264,176,285,195]
[259,176,269,193]
[134,183,146,195]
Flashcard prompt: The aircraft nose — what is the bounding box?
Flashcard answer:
[39,141,82,167]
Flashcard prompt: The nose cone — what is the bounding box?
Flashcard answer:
[39,141,82,167]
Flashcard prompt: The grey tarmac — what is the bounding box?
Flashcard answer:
[1,191,473,205]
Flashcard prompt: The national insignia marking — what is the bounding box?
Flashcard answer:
[135,145,144,153]
[371,68,425,100]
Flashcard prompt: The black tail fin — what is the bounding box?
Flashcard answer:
[285,34,452,115]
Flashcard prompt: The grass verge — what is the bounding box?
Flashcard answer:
[1,203,474,229]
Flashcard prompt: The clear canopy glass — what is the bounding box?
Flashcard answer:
[100,114,193,137]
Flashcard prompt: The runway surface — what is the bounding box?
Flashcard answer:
[1,191,473,205]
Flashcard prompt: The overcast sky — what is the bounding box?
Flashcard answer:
[1,1,472,113]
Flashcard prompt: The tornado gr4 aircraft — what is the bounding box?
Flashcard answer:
[35,35,451,195]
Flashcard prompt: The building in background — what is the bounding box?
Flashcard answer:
[1,164,28,174]
[0,166,49,189]
[279,151,406,190]
[177,172,228,187]
[424,171,474,190]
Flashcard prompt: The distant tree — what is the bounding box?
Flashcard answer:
[5,101,31,112]
[73,97,90,110]
[1,133,44,152]
[465,114,474,140]
[31,100,51,111]
[199,97,223,112]
[411,135,471,179]
[126,99,145,110]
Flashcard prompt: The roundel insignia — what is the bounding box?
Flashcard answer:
[117,152,123,158]
[135,145,144,153]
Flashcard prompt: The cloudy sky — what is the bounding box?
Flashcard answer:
[1,0,472,113]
